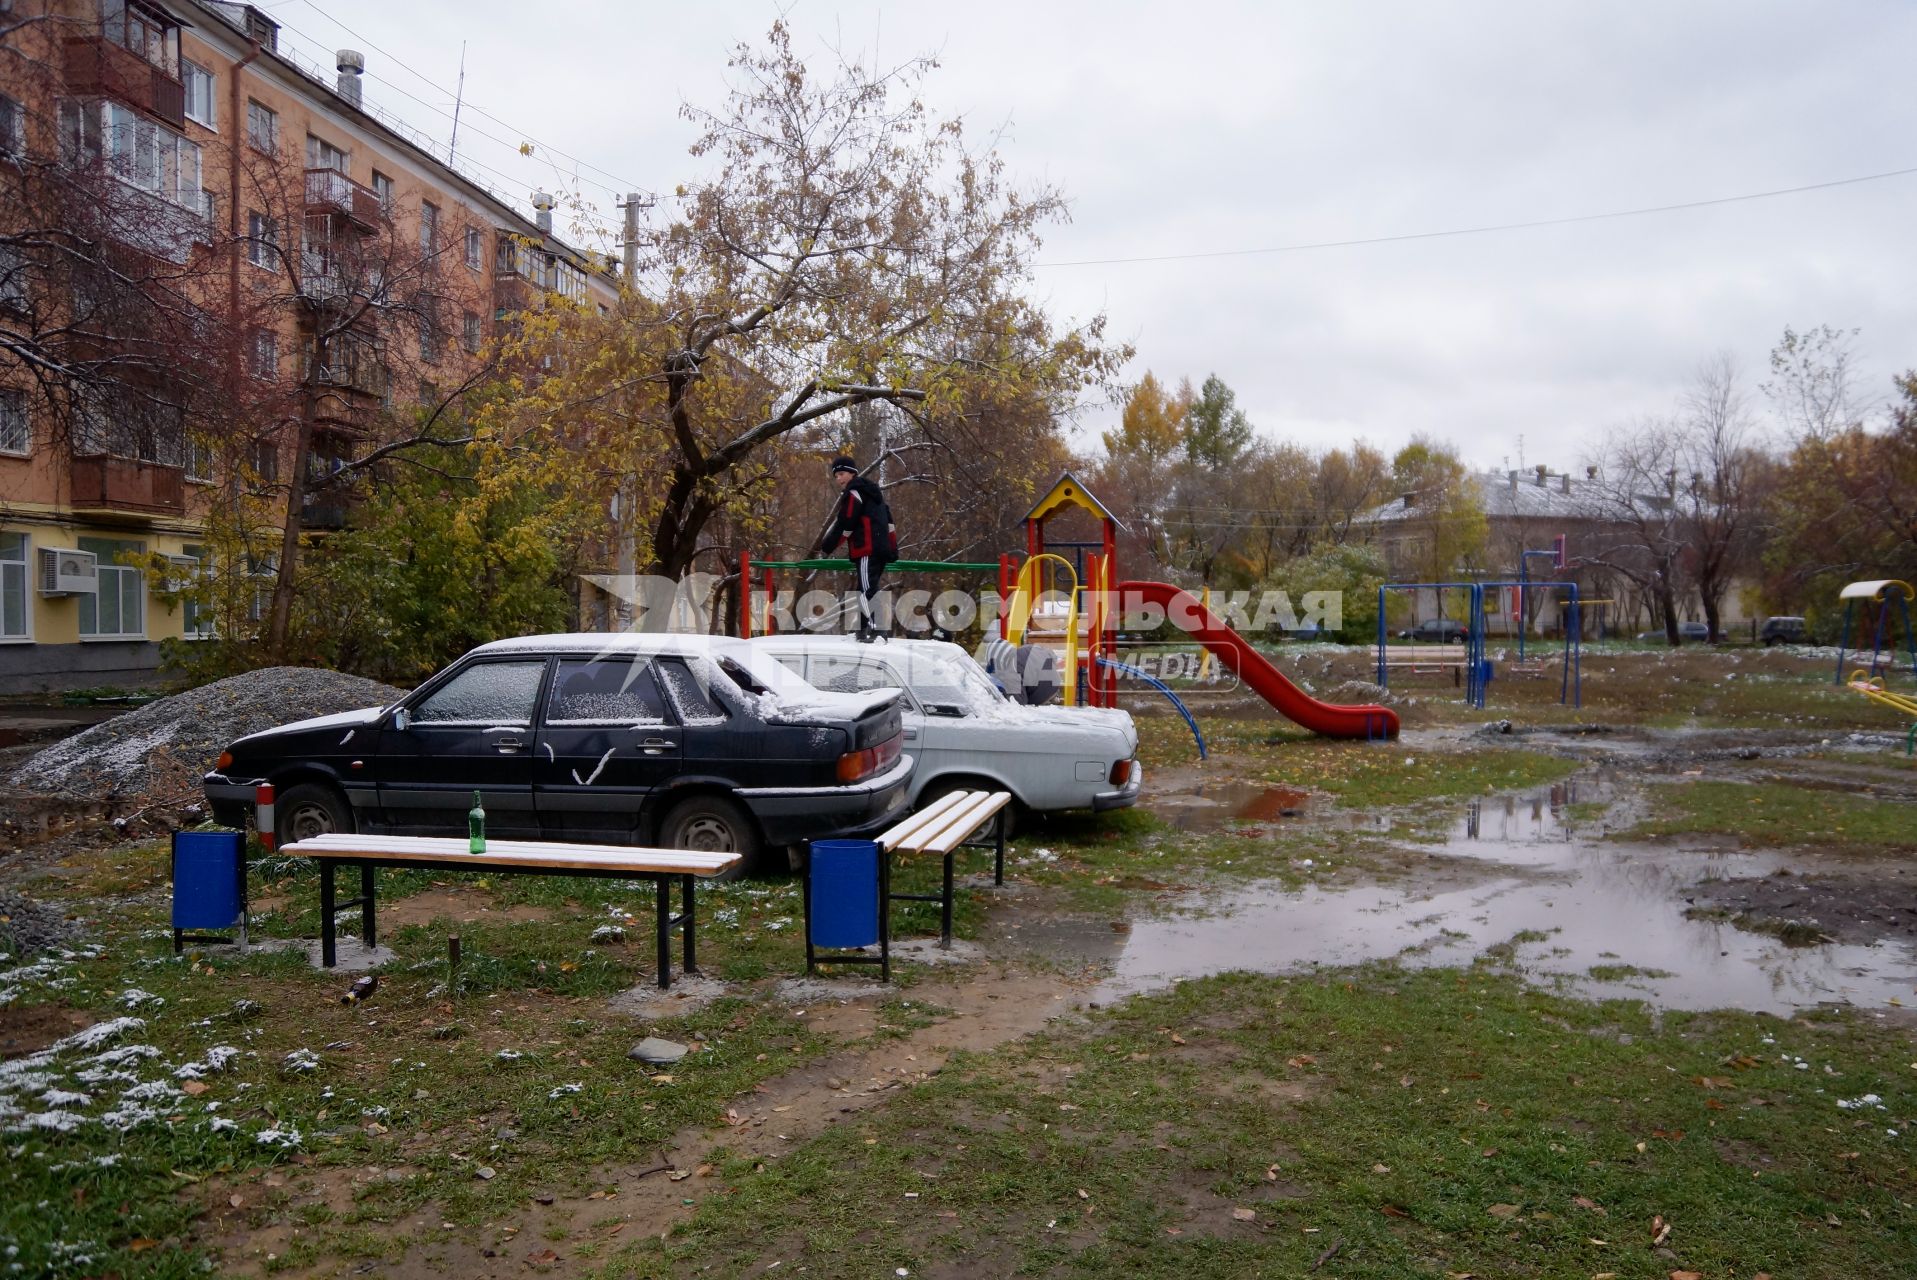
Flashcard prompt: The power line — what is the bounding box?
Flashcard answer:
[292,0,658,202]
[1037,165,1917,268]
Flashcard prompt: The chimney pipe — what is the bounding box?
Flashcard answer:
[1559,473,1571,494]
[532,190,555,236]
[1534,463,1547,487]
[1586,465,1598,480]
[335,50,364,107]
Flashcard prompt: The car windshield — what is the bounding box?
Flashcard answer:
[897,652,1005,713]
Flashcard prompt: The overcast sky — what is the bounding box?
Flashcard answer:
[269,0,1917,471]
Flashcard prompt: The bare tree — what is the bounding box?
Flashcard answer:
[1583,419,1689,644]
[1673,353,1763,641]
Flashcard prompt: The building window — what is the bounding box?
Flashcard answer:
[418,380,438,407]
[0,389,25,456]
[418,316,439,363]
[371,170,393,208]
[103,0,179,74]
[247,210,277,269]
[57,101,203,210]
[419,201,438,254]
[462,311,481,354]
[249,437,279,483]
[0,531,26,641]
[184,432,212,482]
[78,535,145,640]
[0,94,23,160]
[246,99,277,154]
[304,134,348,173]
[464,227,482,270]
[178,543,213,638]
[249,328,278,379]
[182,60,215,128]
[0,244,26,315]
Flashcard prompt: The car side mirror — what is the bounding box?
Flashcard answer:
[390,707,411,731]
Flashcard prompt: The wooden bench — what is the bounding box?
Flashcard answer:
[1374,644,1470,685]
[279,834,741,989]
[803,789,1013,981]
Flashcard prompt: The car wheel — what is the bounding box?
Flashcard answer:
[659,794,761,879]
[276,782,353,847]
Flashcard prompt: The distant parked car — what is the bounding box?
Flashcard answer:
[1397,619,1468,643]
[1759,616,1809,646]
[202,634,912,870]
[1635,622,1712,643]
[751,636,1141,818]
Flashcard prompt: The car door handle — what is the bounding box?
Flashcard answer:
[640,736,676,756]
[492,736,524,753]
[902,727,919,741]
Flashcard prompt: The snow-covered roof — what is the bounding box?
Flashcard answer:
[1360,468,1619,525]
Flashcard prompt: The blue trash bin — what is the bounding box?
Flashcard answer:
[808,839,880,949]
[172,829,248,952]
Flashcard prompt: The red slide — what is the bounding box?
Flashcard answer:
[1121,580,1400,740]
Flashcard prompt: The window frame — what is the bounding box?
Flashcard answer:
[370,170,393,209]
[77,536,146,641]
[249,327,278,380]
[247,210,277,270]
[0,388,27,457]
[464,226,482,271]
[245,99,277,154]
[0,93,24,160]
[462,311,481,355]
[543,658,673,727]
[181,59,215,128]
[419,200,439,254]
[0,531,29,643]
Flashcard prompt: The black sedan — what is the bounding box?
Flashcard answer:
[203,634,912,871]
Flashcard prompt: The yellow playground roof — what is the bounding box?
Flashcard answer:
[1024,470,1127,532]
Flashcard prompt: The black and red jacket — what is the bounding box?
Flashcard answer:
[819,476,898,562]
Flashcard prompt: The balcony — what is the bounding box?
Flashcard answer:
[299,502,349,531]
[62,36,185,129]
[304,169,381,233]
[70,454,186,518]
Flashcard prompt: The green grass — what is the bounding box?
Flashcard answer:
[603,967,1917,1279]
[1629,780,1917,847]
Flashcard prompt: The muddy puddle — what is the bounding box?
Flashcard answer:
[1098,782,1917,1016]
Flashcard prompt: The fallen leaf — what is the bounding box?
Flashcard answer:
[1164,1226,1183,1236]
[228,1195,244,1209]
[1170,1033,1187,1046]
[1692,1076,1734,1089]
[127,1239,158,1252]
[1572,1195,1606,1214]
[669,1169,691,1182]
[721,1108,744,1126]
[1380,1204,1411,1218]
[1487,1203,1521,1220]
[1670,1272,1702,1280]
[1077,1188,1089,1200]
[1651,1129,1685,1143]
[1651,1214,1672,1246]
[180,1080,210,1096]
[1371,1162,1391,1174]
[526,1248,560,1264]
[695,1163,715,1177]
[1231,1207,1256,1221]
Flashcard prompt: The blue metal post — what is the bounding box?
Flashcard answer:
[1834,600,1855,685]
[1376,585,1388,688]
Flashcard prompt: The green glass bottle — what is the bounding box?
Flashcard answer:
[468,791,486,854]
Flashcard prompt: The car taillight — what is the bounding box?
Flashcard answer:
[836,733,902,784]
[216,750,234,771]
[1109,759,1134,786]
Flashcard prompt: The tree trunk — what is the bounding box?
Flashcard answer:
[264,385,317,657]
[1656,569,1681,646]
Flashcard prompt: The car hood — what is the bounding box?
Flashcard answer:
[228,704,389,750]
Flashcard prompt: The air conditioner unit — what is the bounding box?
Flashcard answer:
[164,554,202,592]
[37,547,98,596]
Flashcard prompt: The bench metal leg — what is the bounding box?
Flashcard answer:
[940,851,955,948]
[360,863,376,948]
[319,860,337,968]
[680,874,697,974]
[801,843,816,976]
[879,851,892,983]
[654,874,672,989]
[994,809,1007,886]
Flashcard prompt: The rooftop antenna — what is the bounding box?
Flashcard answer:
[1516,432,1525,470]
[448,41,467,164]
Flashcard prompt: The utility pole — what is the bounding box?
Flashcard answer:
[619,192,651,288]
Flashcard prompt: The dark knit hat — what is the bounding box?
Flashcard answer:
[829,456,859,475]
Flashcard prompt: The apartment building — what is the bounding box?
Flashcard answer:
[0,0,618,693]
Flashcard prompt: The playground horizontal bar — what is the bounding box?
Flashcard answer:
[751,558,1002,572]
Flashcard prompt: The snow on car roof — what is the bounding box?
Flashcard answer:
[471,632,757,657]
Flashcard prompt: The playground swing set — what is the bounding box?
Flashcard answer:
[1374,538,1585,711]
[1836,579,1917,756]
[738,471,1402,756]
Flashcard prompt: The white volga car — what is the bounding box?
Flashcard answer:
[752,636,1141,817]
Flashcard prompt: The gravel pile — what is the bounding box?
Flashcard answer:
[6,666,405,802]
[0,887,86,958]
